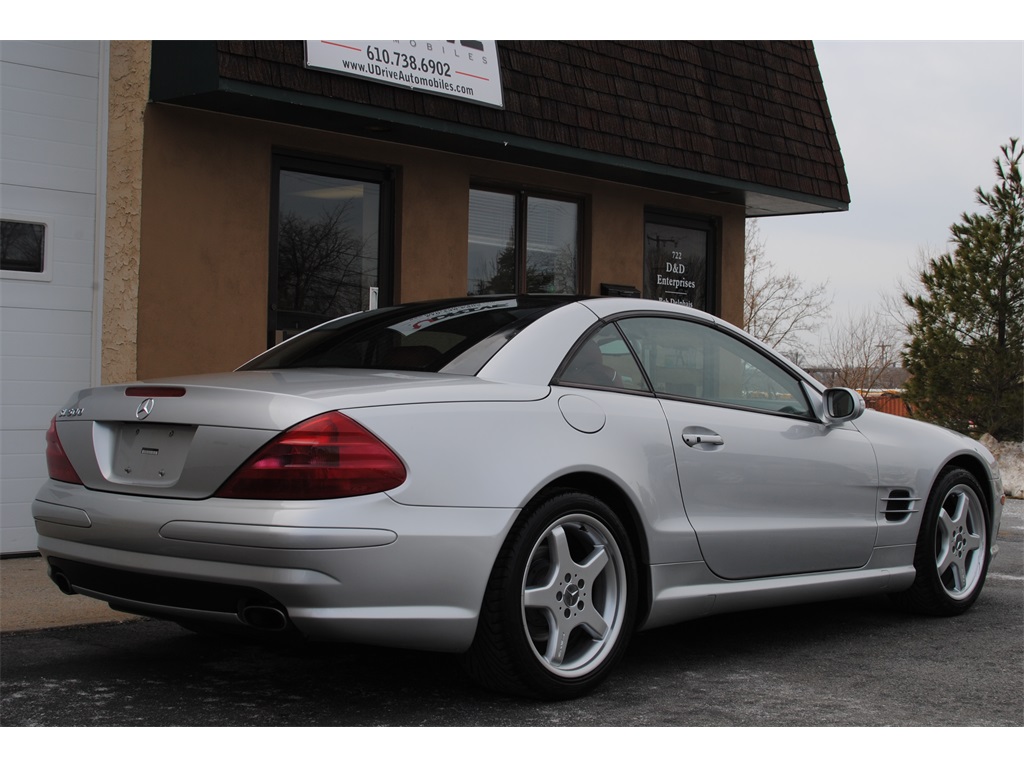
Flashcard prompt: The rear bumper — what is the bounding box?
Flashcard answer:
[33,481,518,652]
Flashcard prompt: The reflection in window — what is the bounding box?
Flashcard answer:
[526,197,577,294]
[468,190,516,294]
[643,214,713,311]
[1,220,45,273]
[617,316,809,416]
[468,189,579,295]
[560,324,650,392]
[275,171,380,341]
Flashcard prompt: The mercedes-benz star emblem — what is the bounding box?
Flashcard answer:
[136,398,156,420]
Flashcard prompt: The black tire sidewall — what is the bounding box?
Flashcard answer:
[497,491,637,699]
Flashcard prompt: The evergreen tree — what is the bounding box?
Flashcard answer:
[903,139,1024,441]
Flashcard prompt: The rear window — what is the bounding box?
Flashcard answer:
[240,297,574,374]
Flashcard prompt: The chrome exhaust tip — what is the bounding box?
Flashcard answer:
[238,604,288,632]
[49,569,76,596]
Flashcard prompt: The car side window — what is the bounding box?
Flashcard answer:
[559,324,651,392]
[616,316,811,417]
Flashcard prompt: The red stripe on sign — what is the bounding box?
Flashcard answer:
[321,41,362,52]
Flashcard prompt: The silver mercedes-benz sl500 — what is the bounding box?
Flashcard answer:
[35,296,1004,699]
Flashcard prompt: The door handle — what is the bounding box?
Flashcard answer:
[682,432,724,447]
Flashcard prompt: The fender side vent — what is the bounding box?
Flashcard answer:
[882,489,921,522]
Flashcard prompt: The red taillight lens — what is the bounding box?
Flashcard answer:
[45,416,83,485]
[214,412,406,500]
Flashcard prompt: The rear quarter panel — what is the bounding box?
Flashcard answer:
[350,388,703,565]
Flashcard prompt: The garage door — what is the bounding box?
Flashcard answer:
[1,41,106,554]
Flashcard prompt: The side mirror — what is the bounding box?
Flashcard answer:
[823,387,865,424]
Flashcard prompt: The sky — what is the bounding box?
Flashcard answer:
[757,41,1024,342]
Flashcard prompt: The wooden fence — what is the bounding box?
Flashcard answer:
[863,391,910,418]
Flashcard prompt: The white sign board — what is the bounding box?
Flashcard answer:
[306,40,504,108]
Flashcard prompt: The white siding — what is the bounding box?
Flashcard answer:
[0,41,105,553]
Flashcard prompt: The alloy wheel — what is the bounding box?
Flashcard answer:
[520,513,629,678]
[934,483,987,601]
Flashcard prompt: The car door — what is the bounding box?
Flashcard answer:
[616,315,879,580]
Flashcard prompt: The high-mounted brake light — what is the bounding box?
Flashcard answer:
[124,386,186,397]
[46,415,83,485]
[214,412,407,500]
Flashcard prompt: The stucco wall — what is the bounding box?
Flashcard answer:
[137,107,271,379]
[135,105,747,379]
[102,41,149,385]
[394,155,470,301]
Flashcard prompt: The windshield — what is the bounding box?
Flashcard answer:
[240,296,576,375]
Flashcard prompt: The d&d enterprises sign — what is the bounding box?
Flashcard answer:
[643,216,713,311]
[306,40,504,108]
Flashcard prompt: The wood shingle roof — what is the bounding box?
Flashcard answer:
[153,40,849,215]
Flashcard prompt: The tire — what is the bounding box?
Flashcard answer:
[891,468,991,616]
[465,491,637,699]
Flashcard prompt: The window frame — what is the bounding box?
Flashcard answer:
[1,213,53,282]
[468,185,583,296]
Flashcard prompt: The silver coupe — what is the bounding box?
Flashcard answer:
[35,296,1004,699]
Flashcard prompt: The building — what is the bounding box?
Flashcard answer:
[0,40,849,553]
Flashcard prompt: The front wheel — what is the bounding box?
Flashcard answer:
[465,492,637,699]
[891,468,991,616]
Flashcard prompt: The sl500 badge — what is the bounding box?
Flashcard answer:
[58,407,84,418]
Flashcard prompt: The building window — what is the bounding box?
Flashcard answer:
[643,211,716,313]
[468,188,579,295]
[269,156,393,346]
[1,218,48,279]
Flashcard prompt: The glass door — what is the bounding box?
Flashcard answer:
[269,157,392,346]
[643,211,716,312]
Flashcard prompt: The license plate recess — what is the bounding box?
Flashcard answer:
[110,423,197,486]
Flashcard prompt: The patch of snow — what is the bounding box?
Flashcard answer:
[979,435,1024,499]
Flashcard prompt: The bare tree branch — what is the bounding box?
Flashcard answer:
[743,220,831,355]
[819,310,905,392]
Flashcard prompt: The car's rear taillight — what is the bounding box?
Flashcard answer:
[46,415,83,485]
[214,412,407,500]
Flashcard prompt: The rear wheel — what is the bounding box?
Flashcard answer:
[465,492,636,699]
[892,468,990,616]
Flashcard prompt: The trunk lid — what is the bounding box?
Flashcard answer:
[52,370,547,499]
